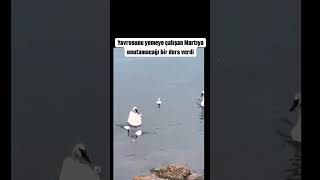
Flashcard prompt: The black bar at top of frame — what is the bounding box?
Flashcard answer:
[110,0,209,38]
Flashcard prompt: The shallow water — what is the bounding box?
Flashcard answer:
[113,48,204,180]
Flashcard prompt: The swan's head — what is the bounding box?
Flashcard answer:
[132,107,139,113]
[72,143,92,164]
[158,98,161,101]
[290,93,301,112]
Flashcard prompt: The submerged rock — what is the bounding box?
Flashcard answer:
[133,164,204,180]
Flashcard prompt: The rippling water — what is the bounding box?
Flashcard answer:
[113,48,204,180]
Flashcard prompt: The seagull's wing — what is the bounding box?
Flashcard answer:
[142,131,158,135]
[116,124,129,130]
[115,123,124,128]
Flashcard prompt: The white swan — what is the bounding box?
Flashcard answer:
[59,144,101,180]
[289,93,301,143]
[127,107,142,127]
[156,98,162,109]
[200,91,204,107]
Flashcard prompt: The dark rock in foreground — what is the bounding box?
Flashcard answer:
[133,164,204,180]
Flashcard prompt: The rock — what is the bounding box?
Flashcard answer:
[133,174,168,180]
[133,164,203,180]
[186,173,204,180]
[151,164,192,180]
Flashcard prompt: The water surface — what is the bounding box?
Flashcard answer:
[113,48,204,180]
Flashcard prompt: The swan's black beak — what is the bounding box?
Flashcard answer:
[135,109,139,113]
[79,149,92,164]
[289,99,299,112]
[200,93,203,97]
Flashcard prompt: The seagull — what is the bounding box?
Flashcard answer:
[289,93,301,143]
[200,91,204,107]
[156,98,162,109]
[134,130,143,139]
[127,107,142,127]
[130,130,147,142]
[59,144,101,180]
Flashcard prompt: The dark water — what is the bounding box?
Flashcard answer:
[113,48,204,180]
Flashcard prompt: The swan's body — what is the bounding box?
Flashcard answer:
[156,98,162,109]
[127,107,142,127]
[59,144,101,180]
[289,93,301,142]
[200,91,204,107]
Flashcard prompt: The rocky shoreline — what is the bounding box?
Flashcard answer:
[132,164,204,180]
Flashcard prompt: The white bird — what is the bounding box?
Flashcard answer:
[289,93,301,143]
[59,144,101,180]
[135,130,143,137]
[156,98,162,109]
[200,91,204,107]
[127,107,142,127]
[130,130,143,142]
[124,125,131,130]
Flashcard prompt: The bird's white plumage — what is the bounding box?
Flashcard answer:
[200,91,204,107]
[156,98,162,105]
[124,125,130,130]
[135,130,142,136]
[128,111,142,126]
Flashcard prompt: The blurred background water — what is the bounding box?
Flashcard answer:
[113,48,205,180]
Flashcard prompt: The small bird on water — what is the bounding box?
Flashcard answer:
[130,130,146,142]
[200,91,204,107]
[156,98,162,109]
